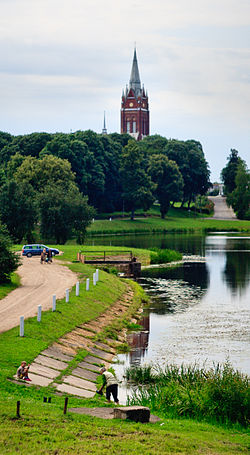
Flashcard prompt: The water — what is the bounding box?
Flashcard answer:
[86,233,250,400]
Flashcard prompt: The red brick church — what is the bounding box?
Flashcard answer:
[121,48,149,140]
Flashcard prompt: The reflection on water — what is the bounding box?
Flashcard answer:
[87,233,250,377]
[223,251,250,296]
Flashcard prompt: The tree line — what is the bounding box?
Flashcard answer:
[0,130,211,244]
[221,149,249,220]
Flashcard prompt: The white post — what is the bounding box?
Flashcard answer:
[37,305,42,322]
[95,269,99,282]
[20,316,24,337]
[52,294,56,312]
[66,288,69,303]
[86,278,90,291]
[76,281,80,296]
[93,272,96,286]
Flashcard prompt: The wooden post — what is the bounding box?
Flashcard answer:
[76,281,80,296]
[16,401,20,418]
[86,278,89,291]
[93,272,96,286]
[63,397,68,414]
[66,289,69,303]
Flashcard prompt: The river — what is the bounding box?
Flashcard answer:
[86,233,250,397]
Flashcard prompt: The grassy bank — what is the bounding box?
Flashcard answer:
[0,397,249,454]
[0,251,249,453]
[87,207,250,236]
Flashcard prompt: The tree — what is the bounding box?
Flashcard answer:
[165,139,210,207]
[221,149,241,195]
[39,184,95,244]
[229,161,250,220]
[14,155,75,192]
[120,140,156,220]
[148,154,183,218]
[0,180,37,242]
[0,223,20,283]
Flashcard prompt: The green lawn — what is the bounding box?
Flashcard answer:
[87,207,250,236]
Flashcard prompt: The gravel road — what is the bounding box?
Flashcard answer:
[0,256,78,333]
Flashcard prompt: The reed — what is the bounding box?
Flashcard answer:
[126,362,250,426]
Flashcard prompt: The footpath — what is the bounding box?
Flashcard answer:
[13,288,134,398]
[208,195,237,220]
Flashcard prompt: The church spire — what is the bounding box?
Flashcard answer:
[129,47,141,97]
[102,111,107,134]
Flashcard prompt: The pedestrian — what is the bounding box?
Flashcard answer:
[40,248,46,264]
[16,361,31,381]
[47,248,52,263]
[97,367,119,404]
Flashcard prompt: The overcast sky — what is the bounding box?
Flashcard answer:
[1,0,250,181]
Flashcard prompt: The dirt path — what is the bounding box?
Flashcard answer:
[0,256,78,333]
[208,195,237,220]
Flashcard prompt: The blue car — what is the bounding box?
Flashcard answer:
[22,244,59,258]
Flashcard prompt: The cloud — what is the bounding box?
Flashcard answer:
[0,0,249,180]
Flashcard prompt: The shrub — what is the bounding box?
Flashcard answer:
[0,223,20,283]
[150,248,182,264]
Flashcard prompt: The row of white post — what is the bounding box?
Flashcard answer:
[19,269,99,337]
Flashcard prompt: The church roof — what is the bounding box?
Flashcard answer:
[129,48,141,97]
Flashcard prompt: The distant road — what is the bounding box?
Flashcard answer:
[0,256,77,333]
[208,195,237,220]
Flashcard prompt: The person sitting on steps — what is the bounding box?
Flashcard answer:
[16,361,31,381]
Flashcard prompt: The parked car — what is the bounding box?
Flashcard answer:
[22,244,60,258]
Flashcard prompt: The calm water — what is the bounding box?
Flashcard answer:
[86,233,250,382]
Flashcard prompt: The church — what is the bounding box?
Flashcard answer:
[120,48,149,140]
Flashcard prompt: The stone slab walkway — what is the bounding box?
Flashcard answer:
[13,286,134,399]
[69,407,161,423]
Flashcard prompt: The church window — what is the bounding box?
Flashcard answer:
[126,121,130,133]
[133,120,136,133]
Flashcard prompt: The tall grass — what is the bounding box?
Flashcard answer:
[126,362,250,426]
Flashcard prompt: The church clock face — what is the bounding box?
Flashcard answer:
[129,102,133,107]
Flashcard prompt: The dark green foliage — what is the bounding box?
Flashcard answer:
[164,139,211,206]
[0,180,37,242]
[120,140,156,219]
[127,362,250,426]
[39,185,94,244]
[229,161,250,220]
[150,248,182,264]
[0,223,20,283]
[221,149,241,195]
[148,154,184,218]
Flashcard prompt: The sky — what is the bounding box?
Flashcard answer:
[1,0,250,181]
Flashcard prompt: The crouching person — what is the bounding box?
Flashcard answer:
[98,367,119,404]
[16,361,31,381]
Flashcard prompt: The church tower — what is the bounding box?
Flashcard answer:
[121,48,149,140]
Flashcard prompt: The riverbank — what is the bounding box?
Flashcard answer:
[87,210,250,237]
[0,250,249,454]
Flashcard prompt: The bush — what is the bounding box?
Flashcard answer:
[0,223,20,283]
[150,248,182,264]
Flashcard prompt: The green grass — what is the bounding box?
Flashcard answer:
[0,396,249,454]
[87,209,250,236]
[0,272,20,300]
